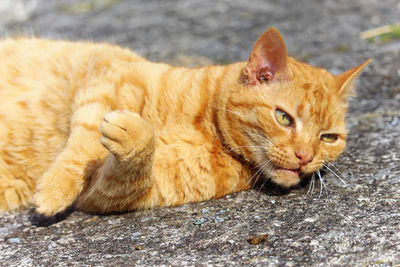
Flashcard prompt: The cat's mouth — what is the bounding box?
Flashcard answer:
[275,167,301,177]
[257,161,306,187]
[271,167,304,188]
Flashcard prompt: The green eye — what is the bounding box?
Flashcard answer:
[275,109,293,126]
[320,134,338,142]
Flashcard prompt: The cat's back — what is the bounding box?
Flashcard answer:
[0,38,146,98]
[0,38,146,64]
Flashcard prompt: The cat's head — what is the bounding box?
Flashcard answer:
[218,27,370,188]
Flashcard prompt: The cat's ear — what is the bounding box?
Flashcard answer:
[243,27,290,86]
[335,59,371,97]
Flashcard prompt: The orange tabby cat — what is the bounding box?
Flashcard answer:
[0,28,369,225]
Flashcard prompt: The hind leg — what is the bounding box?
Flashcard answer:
[0,159,34,211]
[0,119,34,211]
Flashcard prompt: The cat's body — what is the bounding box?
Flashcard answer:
[0,28,369,224]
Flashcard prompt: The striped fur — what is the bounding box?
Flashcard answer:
[0,28,369,216]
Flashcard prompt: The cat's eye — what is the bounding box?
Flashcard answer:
[320,134,338,143]
[275,109,293,127]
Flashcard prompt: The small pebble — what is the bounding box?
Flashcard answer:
[247,234,269,245]
[7,238,21,243]
[193,218,208,225]
[201,208,209,214]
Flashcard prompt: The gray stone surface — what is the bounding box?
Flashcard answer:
[0,0,399,266]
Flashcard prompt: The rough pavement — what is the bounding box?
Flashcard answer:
[0,0,399,266]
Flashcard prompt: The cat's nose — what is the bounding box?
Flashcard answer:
[295,150,314,166]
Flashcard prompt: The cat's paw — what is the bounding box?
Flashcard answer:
[100,110,154,160]
[34,185,76,217]
[33,169,82,217]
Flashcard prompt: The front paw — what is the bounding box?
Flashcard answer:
[100,110,154,160]
[34,186,75,217]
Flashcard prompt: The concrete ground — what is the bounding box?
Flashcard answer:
[0,0,399,266]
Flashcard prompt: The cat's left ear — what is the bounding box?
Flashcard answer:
[335,59,371,97]
[243,27,290,86]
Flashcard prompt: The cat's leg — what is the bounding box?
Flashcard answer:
[0,119,35,211]
[33,102,109,218]
[0,159,34,211]
[76,110,155,213]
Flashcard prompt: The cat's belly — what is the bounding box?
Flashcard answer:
[130,124,251,209]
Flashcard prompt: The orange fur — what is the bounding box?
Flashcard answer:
[0,28,369,217]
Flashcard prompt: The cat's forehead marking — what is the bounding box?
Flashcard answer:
[294,81,335,130]
[296,119,303,132]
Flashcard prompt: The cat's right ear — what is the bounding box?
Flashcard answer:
[243,27,290,86]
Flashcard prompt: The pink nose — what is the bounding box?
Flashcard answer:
[295,151,314,166]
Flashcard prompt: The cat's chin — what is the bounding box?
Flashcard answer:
[270,168,302,188]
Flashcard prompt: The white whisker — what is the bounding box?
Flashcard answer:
[319,173,330,195]
[246,159,271,188]
[306,173,315,197]
[257,163,274,191]
[252,160,272,189]
[324,163,348,187]
[317,170,324,199]
[251,133,276,146]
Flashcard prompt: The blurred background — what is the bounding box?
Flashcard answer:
[0,0,399,67]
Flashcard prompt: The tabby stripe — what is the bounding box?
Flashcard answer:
[297,100,305,117]
[93,187,138,201]
[72,121,99,132]
[211,65,232,132]
[104,175,140,186]
[70,158,84,167]
[193,67,212,137]
[75,95,115,110]
[17,100,28,109]
[39,99,67,119]
[156,66,174,123]
[63,164,82,178]
[230,100,272,109]
[155,183,165,206]
[176,70,194,115]
[39,99,50,111]
[123,72,147,90]
[233,116,260,129]
[226,114,253,158]
[192,185,203,199]
[121,73,148,115]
